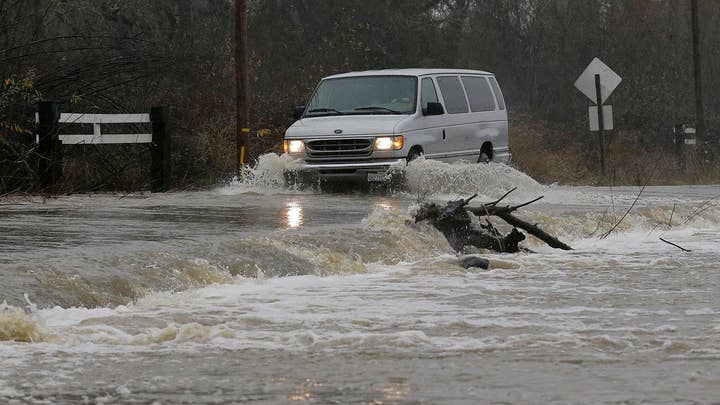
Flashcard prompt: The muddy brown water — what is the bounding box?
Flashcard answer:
[1,158,719,404]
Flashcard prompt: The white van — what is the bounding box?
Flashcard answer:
[283,69,510,183]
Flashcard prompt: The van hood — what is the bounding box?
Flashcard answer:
[285,115,410,138]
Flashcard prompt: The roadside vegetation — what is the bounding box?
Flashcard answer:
[1,0,718,194]
[511,113,720,186]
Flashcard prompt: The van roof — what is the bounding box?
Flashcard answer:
[324,68,494,79]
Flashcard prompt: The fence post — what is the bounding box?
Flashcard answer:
[673,124,686,173]
[37,101,62,189]
[150,107,170,192]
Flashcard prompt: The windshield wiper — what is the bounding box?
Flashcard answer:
[306,108,344,115]
[354,106,403,114]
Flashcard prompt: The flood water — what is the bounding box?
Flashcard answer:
[1,156,719,404]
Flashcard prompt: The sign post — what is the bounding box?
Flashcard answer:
[595,74,605,176]
[575,58,622,177]
[690,0,705,147]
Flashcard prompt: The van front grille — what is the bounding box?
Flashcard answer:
[306,138,373,158]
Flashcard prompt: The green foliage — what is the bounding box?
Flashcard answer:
[0,68,43,193]
[1,68,42,136]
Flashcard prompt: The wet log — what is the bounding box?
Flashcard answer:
[466,206,573,251]
[414,194,525,253]
[414,191,573,253]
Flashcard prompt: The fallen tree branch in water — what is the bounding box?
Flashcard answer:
[600,185,645,239]
[659,238,692,252]
[668,203,677,227]
[680,202,720,226]
[414,191,572,253]
[469,206,573,251]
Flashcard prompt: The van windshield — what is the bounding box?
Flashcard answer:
[306,76,417,117]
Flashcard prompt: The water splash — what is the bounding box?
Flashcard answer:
[403,158,547,202]
[217,153,306,195]
[214,153,550,198]
[0,302,47,343]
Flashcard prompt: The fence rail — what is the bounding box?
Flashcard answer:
[57,134,153,145]
[35,112,153,145]
[58,113,151,124]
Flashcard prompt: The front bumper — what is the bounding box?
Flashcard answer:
[286,159,407,184]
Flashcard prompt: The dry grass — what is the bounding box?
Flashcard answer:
[510,113,720,186]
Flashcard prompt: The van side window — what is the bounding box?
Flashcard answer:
[488,77,506,110]
[420,78,439,109]
[437,76,469,114]
[461,76,496,112]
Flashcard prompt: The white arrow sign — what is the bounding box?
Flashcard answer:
[574,58,622,104]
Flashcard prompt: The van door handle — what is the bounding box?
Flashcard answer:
[442,129,446,140]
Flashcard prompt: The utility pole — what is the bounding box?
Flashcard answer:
[690,0,705,146]
[235,0,250,175]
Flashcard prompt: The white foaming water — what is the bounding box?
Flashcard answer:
[404,158,547,201]
[402,158,647,207]
[214,153,628,209]
[218,153,306,195]
[215,153,593,205]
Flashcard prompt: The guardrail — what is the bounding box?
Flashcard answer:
[35,101,170,192]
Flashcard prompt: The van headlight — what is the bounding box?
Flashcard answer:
[284,139,305,154]
[374,135,404,151]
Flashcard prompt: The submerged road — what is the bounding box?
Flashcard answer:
[1,161,719,403]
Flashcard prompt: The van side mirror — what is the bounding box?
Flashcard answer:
[424,102,444,116]
[293,106,306,120]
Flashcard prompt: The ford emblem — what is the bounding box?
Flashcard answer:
[334,129,343,134]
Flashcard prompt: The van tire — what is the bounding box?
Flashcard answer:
[407,147,424,162]
[478,142,493,164]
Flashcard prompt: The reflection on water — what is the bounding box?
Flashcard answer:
[375,200,396,211]
[283,201,304,229]
[381,381,410,401]
[288,379,321,401]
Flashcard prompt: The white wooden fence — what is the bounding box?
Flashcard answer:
[35,113,152,145]
[35,103,170,192]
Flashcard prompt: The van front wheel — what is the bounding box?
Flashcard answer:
[478,153,490,164]
[407,148,423,162]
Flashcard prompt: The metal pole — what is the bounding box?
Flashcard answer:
[235,0,250,176]
[595,74,605,177]
[690,0,705,146]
